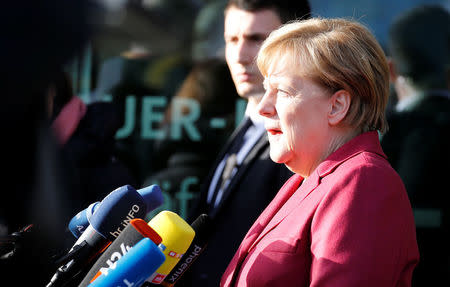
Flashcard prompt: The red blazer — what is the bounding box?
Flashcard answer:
[221,131,419,287]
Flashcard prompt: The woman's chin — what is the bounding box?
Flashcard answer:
[269,150,291,165]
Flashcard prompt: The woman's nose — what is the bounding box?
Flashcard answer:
[257,91,276,118]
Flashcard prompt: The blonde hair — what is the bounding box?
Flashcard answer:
[257,18,389,133]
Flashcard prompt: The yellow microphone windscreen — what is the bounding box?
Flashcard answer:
[145,210,195,284]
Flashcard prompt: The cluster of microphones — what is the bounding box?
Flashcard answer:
[46,184,211,287]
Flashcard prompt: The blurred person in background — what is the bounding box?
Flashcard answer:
[178,0,311,286]
[48,68,138,210]
[382,4,450,286]
[0,0,100,285]
[222,17,419,287]
[109,54,192,186]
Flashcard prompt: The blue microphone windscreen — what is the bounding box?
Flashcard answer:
[137,184,164,213]
[68,208,88,238]
[89,185,146,241]
[68,202,100,238]
[87,201,101,219]
[88,238,165,287]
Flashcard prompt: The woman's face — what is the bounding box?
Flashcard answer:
[258,57,333,176]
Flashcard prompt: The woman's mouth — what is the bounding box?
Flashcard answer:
[237,73,252,82]
[267,128,283,135]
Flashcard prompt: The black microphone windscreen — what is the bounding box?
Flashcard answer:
[160,214,212,286]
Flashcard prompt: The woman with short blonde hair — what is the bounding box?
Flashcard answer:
[258,18,390,133]
[221,18,418,287]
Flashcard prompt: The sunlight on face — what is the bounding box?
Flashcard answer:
[258,56,332,176]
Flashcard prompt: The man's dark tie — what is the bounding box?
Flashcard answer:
[210,118,253,208]
[220,153,238,191]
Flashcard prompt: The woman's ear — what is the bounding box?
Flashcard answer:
[328,90,351,126]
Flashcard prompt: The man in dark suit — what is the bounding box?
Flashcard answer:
[382,5,450,286]
[177,0,311,286]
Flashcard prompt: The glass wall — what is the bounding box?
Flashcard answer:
[67,0,449,219]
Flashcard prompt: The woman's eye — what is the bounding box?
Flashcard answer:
[277,89,290,97]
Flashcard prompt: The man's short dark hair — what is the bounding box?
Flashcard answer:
[388,5,449,89]
[225,0,311,23]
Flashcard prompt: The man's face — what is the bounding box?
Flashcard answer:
[224,6,282,98]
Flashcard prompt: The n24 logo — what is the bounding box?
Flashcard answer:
[98,243,132,276]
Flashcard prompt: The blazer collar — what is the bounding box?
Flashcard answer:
[247,173,313,253]
[247,131,384,252]
[209,132,269,219]
[222,131,386,286]
[222,174,304,286]
[317,131,386,178]
[216,117,253,162]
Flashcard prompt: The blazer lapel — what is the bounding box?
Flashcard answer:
[209,132,268,218]
[198,117,252,212]
[247,131,384,249]
[208,117,253,175]
[248,173,320,252]
[221,175,304,286]
[223,132,268,193]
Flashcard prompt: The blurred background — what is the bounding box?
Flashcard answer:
[66,0,449,219]
[0,0,448,284]
[2,0,449,226]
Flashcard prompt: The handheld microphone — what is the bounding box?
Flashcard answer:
[78,218,162,287]
[47,185,148,287]
[68,202,100,238]
[87,238,166,287]
[161,214,211,287]
[68,184,164,238]
[143,211,195,285]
